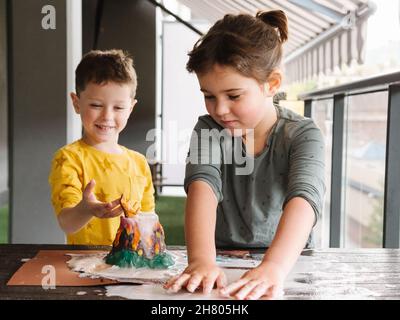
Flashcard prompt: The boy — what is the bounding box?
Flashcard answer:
[49,49,155,245]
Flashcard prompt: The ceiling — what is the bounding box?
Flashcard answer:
[171,0,377,82]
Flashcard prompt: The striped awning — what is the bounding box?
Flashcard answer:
[174,0,376,83]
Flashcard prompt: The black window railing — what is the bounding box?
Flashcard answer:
[299,71,400,248]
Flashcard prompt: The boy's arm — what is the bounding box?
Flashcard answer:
[165,180,227,293]
[58,204,93,235]
[221,196,314,300]
[57,180,123,234]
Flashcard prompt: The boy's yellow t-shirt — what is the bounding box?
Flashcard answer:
[48,139,155,245]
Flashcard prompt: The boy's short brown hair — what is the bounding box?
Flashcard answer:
[75,49,137,97]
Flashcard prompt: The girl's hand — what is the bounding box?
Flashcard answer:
[78,179,123,219]
[220,261,285,300]
[163,261,227,294]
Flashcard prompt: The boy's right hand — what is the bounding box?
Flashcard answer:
[163,260,227,294]
[78,179,123,219]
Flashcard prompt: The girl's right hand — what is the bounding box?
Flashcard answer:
[163,260,227,294]
[79,179,123,219]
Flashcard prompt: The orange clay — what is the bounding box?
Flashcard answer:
[131,201,141,214]
[132,223,141,250]
[114,228,123,247]
[154,242,160,255]
[126,222,132,234]
[157,222,165,236]
[120,194,140,217]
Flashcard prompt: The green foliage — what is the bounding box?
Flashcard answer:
[362,195,383,247]
[155,196,185,245]
[0,205,8,243]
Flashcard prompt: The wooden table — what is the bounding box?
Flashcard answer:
[285,248,400,299]
[1,244,400,300]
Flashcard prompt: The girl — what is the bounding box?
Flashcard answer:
[165,10,325,300]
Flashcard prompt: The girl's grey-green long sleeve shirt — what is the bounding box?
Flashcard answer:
[184,105,326,248]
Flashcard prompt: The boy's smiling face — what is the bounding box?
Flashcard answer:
[71,81,136,148]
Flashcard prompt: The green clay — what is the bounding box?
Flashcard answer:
[105,249,174,269]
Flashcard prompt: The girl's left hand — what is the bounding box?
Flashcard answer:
[219,261,285,300]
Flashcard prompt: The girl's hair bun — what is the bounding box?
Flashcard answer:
[256,10,288,43]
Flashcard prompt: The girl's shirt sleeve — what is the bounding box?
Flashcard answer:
[284,120,326,226]
[184,117,223,202]
[48,149,83,215]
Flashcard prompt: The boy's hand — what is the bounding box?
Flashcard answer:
[79,179,123,219]
[163,261,227,294]
[220,261,285,300]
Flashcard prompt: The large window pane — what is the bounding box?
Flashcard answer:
[344,92,388,248]
[312,100,333,248]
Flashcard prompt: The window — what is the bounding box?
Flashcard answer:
[312,99,333,248]
[344,92,388,248]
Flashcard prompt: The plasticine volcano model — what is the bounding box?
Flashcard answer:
[105,196,174,269]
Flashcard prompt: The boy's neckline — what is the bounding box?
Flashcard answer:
[78,139,126,156]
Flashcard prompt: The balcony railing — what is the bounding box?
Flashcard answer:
[299,71,400,248]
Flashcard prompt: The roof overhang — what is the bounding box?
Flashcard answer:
[169,0,377,83]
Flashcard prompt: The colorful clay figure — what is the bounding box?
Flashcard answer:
[105,195,174,269]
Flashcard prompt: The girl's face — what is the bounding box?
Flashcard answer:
[197,64,277,136]
[71,81,136,147]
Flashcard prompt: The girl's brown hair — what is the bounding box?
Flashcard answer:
[75,49,137,97]
[186,10,288,83]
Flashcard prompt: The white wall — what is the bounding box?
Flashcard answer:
[161,21,209,195]
[66,0,82,144]
[0,0,8,206]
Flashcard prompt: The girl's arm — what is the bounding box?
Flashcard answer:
[221,196,315,300]
[185,180,217,264]
[262,196,315,276]
[164,180,227,293]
